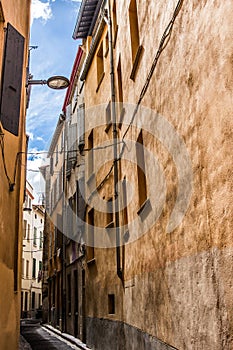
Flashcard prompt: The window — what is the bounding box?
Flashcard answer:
[25,194,28,207]
[27,224,30,241]
[105,101,112,132]
[26,260,29,277]
[96,42,104,89]
[21,292,24,314]
[32,258,36,278]
[136,131,147,208]
[39,232,43,248]
[59,167,63,196]
[60,130,64,153]
[88,130,94,176]
[23,220,27,238]
[122,177,128,226]
[105,32,109,57]
[129,0,140,62]
[22,258,24,277]
[67,274,71,314]
[112,0,118,46]
[39,260,42,272]
[50,156,54,175]
[38,294,41,308]
[77,103,85,152]
[25,292,28,311]
[50,189,53,212]
[33,227,37,246]
[108,294,115,314]
[87,208,94,261]
[117,57,124,124]
[55,145,58,165]
[106,198,114,228]
[28,198,32,210]
[35,214,37,219]
[31,292,35,309]
[53,179,57,205]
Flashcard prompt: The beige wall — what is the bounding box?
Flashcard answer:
[80,0,233,349]
[0,1,31,349]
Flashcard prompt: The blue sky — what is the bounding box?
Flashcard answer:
[27,0,81,201]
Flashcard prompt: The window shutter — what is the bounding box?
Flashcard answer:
[0,23,25,136]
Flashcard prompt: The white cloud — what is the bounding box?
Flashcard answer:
[31,0,53,25]
[36,136,44,141]
[27,131,34,140]
[27,148,48,204]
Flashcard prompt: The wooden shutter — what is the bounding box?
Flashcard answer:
[0,23,25,136]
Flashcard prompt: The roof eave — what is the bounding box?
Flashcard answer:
[72,0,103,40]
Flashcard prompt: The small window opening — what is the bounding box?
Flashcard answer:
[108,294,115,314]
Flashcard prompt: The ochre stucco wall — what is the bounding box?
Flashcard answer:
[0,1,31,349]
[79,0,232,349]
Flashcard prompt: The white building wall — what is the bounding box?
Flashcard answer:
[21,181,44,318]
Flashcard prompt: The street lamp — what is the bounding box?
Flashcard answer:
[27,75,70,90]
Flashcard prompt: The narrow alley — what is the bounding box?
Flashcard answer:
[20,320,88,350]
[0,0,232,349]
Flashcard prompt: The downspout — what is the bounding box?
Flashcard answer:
[62,116,67,332]
[105,0,122,280]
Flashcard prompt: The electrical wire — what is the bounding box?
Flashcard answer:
[88,0,184,198]
[0,1,184,196]
[0,132,13,189]
[22,249,43,252]
[0,131,26,191]
[119,0,184,155]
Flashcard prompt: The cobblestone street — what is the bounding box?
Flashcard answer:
[20,321,83,350]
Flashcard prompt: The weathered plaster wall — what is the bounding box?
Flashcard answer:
[117,0,233,349]
[81,0,233,349]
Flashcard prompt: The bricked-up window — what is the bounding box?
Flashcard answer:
[129,0,140,63]
[136,131,147,208]
[96,42,104,87]
[108,294,115,314]
[0,23,25,135]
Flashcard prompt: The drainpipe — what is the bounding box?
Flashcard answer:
[105,0,122,280]
[62,115,67,332]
